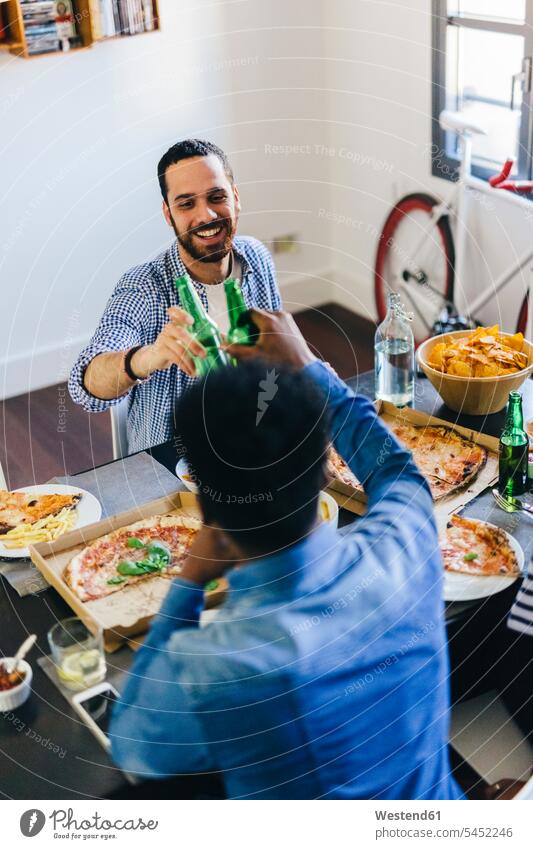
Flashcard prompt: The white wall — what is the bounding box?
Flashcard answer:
[324,0,533,330]
[0,0,331,398]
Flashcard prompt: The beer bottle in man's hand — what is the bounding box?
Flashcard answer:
[224,278,259,346]
[175,274,230,376]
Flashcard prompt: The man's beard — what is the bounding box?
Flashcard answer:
[172,216,237,263]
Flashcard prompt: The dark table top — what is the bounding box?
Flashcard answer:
[1,371,531,800]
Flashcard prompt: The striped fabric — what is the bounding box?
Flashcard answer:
[508,557,533,636]
[68,237,281,453]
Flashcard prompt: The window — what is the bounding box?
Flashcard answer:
[432,1,533,180]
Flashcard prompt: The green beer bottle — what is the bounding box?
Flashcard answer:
[175,274,230,376]
[498,391,528,497]
[224,278,259,345]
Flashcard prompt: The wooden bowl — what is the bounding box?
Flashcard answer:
[417,330,533,416]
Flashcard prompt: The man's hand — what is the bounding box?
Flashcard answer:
[179,525,241,586]
[132,307,206,379]
[83,307,206,401]
[224,309,318,369]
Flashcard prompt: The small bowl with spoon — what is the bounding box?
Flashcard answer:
[0,634,36,712]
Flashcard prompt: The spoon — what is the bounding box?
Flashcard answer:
[6,634,37,674]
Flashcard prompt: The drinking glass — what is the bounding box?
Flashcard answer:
[48,617,106,691]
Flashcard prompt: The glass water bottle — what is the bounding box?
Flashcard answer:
[374,292,414,407]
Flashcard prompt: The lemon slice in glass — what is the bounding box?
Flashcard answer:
[58,649,102,684]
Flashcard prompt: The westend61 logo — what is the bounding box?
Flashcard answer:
[19,808,159,838]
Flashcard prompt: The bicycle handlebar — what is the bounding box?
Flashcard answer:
[489,159,513,187]
[489,158,533,193]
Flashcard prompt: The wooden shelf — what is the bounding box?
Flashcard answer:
[0,39,23,50]
[2,0,160,59]
[24,43,92,59]
[1,0,24,53]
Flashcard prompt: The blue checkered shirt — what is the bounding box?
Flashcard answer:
[68,237,281,453]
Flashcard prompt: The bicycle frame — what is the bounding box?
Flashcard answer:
[406,130,532,338]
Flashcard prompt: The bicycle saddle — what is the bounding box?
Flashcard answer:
[439,110,486,136]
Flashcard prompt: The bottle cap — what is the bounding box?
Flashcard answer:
[387,291,413,322]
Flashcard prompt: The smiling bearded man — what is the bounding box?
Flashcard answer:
[69,139,281,453]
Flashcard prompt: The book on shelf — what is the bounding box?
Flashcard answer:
[97,0,155,38]
[20,0,59,54]
[98,0,115,37]
[54,0,76,39]
[111,0,121,34]
[89,0,102,39]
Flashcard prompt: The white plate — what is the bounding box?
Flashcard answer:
[175,458,198,493]
[443,520,524,602]
[0,485,102,560]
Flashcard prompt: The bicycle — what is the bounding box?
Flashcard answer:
[374,110,532,346]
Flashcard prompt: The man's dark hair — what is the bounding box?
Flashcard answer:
[175,361,330,555]
[157,139,234,202]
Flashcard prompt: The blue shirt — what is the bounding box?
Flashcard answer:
[68,237,281,453]
[109,361,462,800]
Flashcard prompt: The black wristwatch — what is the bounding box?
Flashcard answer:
[124,346,148,384]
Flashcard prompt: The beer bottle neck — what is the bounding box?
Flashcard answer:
[505,393,524,431]
[176,275,207,322]
[224,279,246,328]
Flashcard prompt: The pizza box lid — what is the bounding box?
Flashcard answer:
[326,401,500,530]
[29,490,203,652]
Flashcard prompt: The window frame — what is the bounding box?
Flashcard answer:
[431,0,533,182]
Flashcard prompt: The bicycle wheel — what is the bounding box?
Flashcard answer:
[375,193,455,345]
[516,292,529,335]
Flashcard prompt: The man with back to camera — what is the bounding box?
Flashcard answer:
[68,140,281,452]
[109,309,463,801]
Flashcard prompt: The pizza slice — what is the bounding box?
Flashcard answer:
[388,423,487,501]
[326,447,362,490]
[440,514,521,577]
[64,514,201,602]
[0,490,82,535]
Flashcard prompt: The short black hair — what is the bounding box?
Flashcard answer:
[175,361,330,554]
[157,139,234,202]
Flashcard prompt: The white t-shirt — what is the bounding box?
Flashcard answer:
[203,255,242,337]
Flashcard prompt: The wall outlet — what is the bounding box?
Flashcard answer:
[271,233,300,254]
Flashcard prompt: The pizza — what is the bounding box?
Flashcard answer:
[326,447,362,490]
[64,514,201,602]
[440,514,521,577]
[326,422,487,502]
[388,423,487,501]
[0,490,81,535]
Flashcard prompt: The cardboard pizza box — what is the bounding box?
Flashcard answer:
[29,491,205,652]
[326,401,500,531]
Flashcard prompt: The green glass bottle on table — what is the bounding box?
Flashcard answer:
[224,278,259,345]
[498,391,528,497]
[175,274,230,376]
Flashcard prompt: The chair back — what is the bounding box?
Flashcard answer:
[110,397,130,460]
